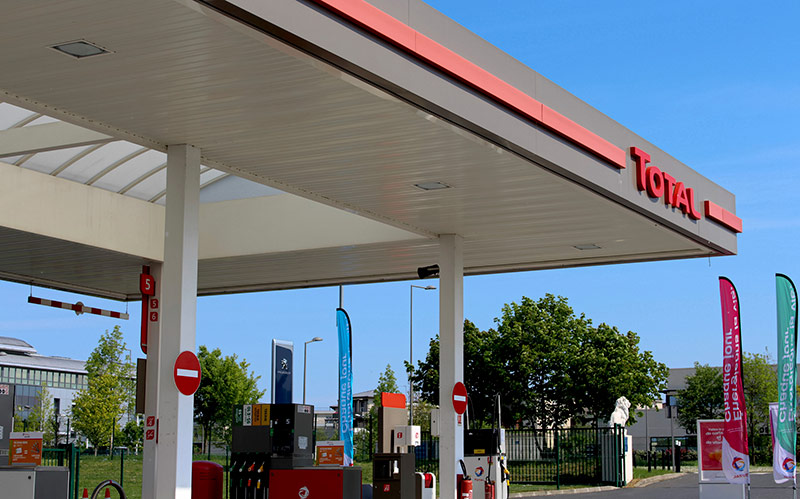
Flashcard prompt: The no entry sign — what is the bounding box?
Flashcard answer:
[452,382,467,415]
[174,351,202,396]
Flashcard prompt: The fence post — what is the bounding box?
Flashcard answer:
[66,444,73,499]
[120,448,125,489]
[555,429,561,490]
[74,448,80,499]
[619,425,623,487]
[368,415,373,460]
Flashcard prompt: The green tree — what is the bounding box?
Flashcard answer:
[27,384,54,436]
[411,399,437,432]
[72,326,134,453]
[194,346,264,452]
[120,419,144,454]
[412,295,668,429]
[677,363,724,432]
[369,365,401,436]
[493,295,591,428]
[572,322,669,426]
[742,351,778,453]
[412,321,502,427]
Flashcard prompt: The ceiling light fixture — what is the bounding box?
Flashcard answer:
[50,40,110,59]
[574,244,602,250]
[414,181,450,191]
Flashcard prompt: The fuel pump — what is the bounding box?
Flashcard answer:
[462,396,509,499]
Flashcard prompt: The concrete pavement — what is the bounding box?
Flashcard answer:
[513,473,798,498]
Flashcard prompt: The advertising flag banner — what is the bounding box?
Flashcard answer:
[770,403,795,483]
[336,308,354,466]
[774,274,797,484]
[719,277,750,484]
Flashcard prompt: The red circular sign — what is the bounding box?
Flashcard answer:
[174,351,202,396]
[452,382,468,415]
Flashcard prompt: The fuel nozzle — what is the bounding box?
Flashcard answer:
[459,459,470,480]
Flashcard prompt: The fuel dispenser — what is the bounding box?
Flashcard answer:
[231,402,361,498]
[373,392,429,499]
[230,403,314,499]
[463,429,509,499]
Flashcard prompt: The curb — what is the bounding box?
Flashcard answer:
[509,486,618,497]
[632,472,688,488]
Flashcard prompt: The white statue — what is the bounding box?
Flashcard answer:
[609,396,631,426]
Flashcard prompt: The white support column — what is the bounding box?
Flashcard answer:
[142,262,162,499]
[438,234,464,499]
[154,144,201,499]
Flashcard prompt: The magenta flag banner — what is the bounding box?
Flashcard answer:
[719,277,750,484]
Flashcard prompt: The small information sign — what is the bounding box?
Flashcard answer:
[9,431,43,466]
[316,440,345,466]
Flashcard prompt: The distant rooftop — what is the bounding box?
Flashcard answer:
[0,336,36,355]
[0,336,85,373]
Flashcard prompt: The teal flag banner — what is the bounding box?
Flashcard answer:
[774,274,797,484]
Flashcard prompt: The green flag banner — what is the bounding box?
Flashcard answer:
[774,273,797,484]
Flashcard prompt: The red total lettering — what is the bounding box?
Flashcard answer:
[662,173,676,206]
[630,147,650,191]
[672,182,690,214]
[631,147,702,221]
[645,166,664,198]
[686,188,702,220]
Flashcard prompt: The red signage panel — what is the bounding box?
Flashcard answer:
[699,420,724,471]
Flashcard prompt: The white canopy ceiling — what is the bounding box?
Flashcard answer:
[0,0,739,300]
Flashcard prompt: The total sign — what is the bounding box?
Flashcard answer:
[630,147,742,233]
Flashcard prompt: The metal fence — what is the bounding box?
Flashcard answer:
[504,426,624,486]
[408,427,625,488]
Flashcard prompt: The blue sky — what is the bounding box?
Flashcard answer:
[1,0,798,409]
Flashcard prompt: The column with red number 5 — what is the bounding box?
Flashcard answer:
[140,267,156,354]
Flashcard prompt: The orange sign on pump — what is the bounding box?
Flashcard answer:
[9,432,43,466]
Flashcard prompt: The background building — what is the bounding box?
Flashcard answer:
[0,336,87,439]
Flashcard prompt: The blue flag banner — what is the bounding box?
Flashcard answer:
[336,308,354,466]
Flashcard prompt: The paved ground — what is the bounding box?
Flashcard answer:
[572,473,797,498]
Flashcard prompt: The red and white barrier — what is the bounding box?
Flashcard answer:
[28,296,129,320]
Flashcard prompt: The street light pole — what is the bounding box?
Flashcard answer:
[303,337,323,405]
[409,284,436,426]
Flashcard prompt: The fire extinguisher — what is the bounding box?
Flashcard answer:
[485,480,495,499]
[458,460,473,499]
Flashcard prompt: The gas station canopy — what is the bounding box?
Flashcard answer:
[0,1,742,497]
[0,0,738,301]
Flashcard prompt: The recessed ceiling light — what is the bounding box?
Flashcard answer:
[414,181,451,191]
[51,40,110,59]
[574,244,602,250]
